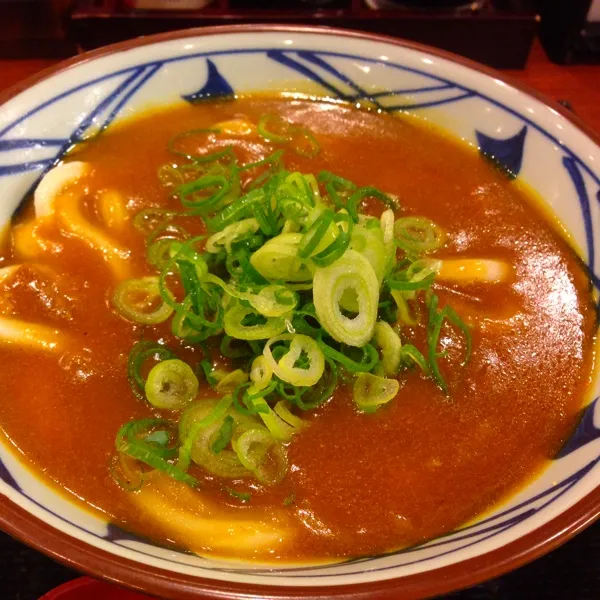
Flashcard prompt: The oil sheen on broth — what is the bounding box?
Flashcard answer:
[0,96,595,562]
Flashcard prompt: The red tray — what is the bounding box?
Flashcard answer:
[40,577,155,600]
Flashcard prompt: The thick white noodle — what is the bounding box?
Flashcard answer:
[0,316,65,352]
[437,259,513,284]
[34,161,89,218]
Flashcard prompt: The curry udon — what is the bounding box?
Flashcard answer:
[0,96,595,561]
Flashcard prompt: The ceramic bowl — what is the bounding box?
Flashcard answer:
[0,25,599,600]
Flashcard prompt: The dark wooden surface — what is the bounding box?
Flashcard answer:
[69,0,537,68]
[0,38,599,600]
[506,40,600,131]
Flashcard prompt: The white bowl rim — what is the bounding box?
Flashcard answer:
[0,23,599,600]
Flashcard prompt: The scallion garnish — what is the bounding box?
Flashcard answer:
[127,341,177,400]
[427,294,472,392]
[113,113,474,493]
[211,415,234,454]
[225,487,251,503]
[115,419,197,487]
[353,372,400,413]
[145,359,199,410]
[113,276,174,325]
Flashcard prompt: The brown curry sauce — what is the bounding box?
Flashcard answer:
[0,96,595,561]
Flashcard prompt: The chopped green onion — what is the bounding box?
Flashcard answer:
[115,419,196,487]
[232,382,270,416]
[298,356,337,410]
[248,389,297,442]
[144,430,170,446]
[225,487,251,502]
[239,149,285,174]
[292,129,320,159]
[116,118,475,492]
[313,250,379,347]
[347,186,397,223]
[215,369,249,394]
[427,294,472,392]
[148,238,180,270]
[345,216,387,300]
[297,209,336,258]
[199,358,218,387]
[178,175,231,216]
[250,355,273,390]
[390,290,419,326]
[310,211,353,268]
[113,276,174,325]
[394,216,446,255]
[319,340,379,373]
[257,114,291,143]
[400,344,430,375]
[109,452,145,492]
[263,333,325,387]
[297,209,354,270]
[120,440,197,486]
[387,258,440,292]
[381,209,395,253]
[380,208,397,278]
[205,218,260,254]
[145,359,199,410]
[274,353,337,411]
[116,419,178,459]
[169,238,209,276]
[206,188,266,232]
[127,341,176,400]
[290,303,321,337]
[387,273,435,292]
[250,233,314,282]
[178,398,249,477]
[353,373,400,413]
[318,171,356,210]
[219,335,252,359]
[257,114,320,158]
[203,274,298,318]
[146,222,190,270]
[211,415,234,454]
[274,400,304,429]
[157,163,184,189]
[232,427,288,485]
[223,301,289,341]
[406,258,442,280]
[372,321,402,376]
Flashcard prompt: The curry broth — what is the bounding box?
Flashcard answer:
[0,97,595,561]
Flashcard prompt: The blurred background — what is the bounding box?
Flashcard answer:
[0,0,599,67]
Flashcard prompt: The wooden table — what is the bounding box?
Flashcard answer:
[1,40,599,133]
[507,41,600,132]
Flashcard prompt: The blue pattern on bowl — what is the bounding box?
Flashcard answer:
[0,38,598,583]
[475,126,527,177]
[182,58,234,103]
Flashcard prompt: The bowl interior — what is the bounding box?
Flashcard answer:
[0,26,599,592]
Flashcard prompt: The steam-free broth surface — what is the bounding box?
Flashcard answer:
[0,97,595,561]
